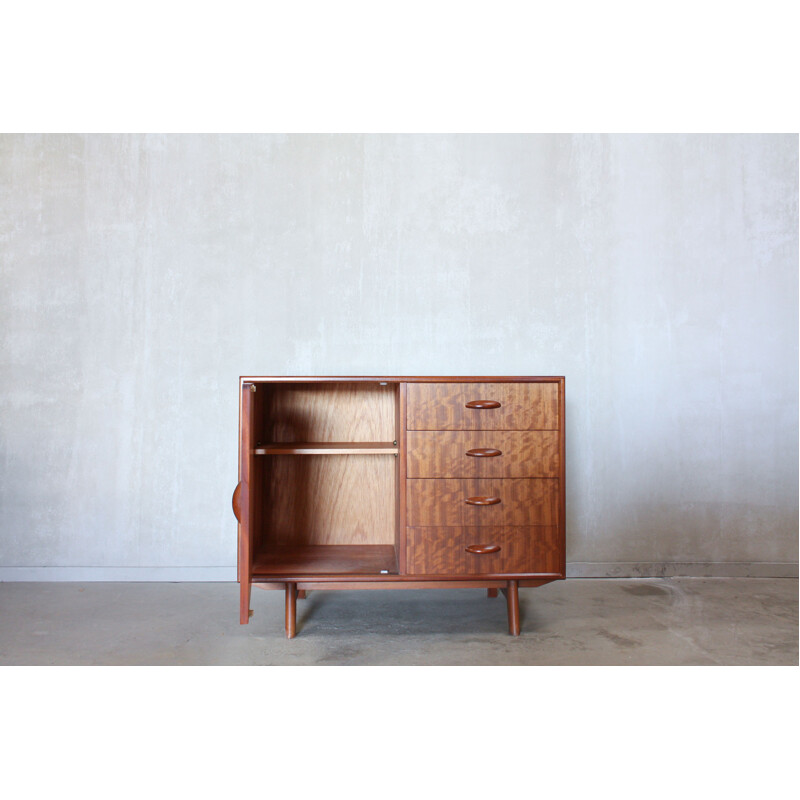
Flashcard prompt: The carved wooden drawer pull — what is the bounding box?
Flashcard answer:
[465,544,501,554]
[465,496,501,506]
[465,448,502,457]
[232,482,243,522]
[465,400,501,409]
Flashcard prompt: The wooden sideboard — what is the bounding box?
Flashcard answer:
[233,376,565,637]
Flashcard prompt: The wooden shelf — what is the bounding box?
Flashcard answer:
[253,545,398,577]
[253,442,398,455]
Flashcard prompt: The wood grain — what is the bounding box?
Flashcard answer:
[260,454,396,545]
[232,482,243,522]
[253,545,397,576]
[406,382,559,430]
[261,381,396,443]
[242,376,563,383]
[406,479,559,527]
[505,580,520,636]
[293,580,527,590]
[238,383,255,624]
[268,578,555,589]
[465,496,501,506]
[405,526,463,574]
[465,544,501,554]
[249,383,267,577]
[558,376,566,577]
[407,431,559,478]
[405,526,562,575]
[285,582,297,638]
[253,576,555,588]
[396,382,408,573]
[254,442,398,454]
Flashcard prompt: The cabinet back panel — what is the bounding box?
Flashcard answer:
[259,382,396,443]
[259,455,396,546]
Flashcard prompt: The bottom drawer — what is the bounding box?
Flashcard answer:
[406,527,562,576]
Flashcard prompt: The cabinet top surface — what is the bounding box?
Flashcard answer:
[240,376,564,383]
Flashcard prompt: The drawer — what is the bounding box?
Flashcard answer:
[406,526,562,576]
[406,478,559,527]
[407,431,559,478]
[406,382,559,431]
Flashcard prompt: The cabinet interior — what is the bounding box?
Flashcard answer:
[249,381,400,576]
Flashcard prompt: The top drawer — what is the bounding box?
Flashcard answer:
[407,382,559,431]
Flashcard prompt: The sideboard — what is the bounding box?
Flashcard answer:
[232,376,565,637]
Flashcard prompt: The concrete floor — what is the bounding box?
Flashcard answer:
[0,578,796,665]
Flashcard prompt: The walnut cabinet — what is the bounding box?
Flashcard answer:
[232,376,566,637]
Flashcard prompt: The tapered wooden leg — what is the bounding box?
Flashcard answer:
[285,582,297,638]
[487,588,498,598]
[506,580,520,636]
[240,581,251,625]
[297,590,306,599]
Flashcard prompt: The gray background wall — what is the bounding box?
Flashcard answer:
[1,133,797,580]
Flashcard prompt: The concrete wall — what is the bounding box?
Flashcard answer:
[1,133,797,579]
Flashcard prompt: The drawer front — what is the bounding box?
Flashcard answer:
[407,431,559,478]
[406,382,559,431]
[406,478,559,527]
[406,526,562,575]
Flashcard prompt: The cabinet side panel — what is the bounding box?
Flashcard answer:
[238,384,253,583]
[238,382,262,622]
[559,377,566,577]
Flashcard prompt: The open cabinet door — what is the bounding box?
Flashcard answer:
[234,381,257,623]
